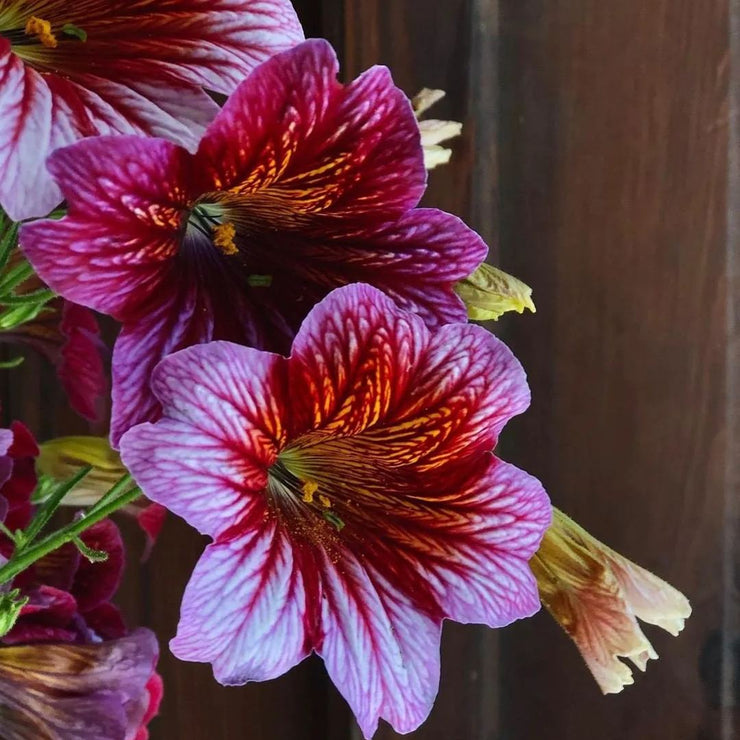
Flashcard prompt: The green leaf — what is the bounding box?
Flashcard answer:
[0,260,33,297]
[0,219,18,275]
[72,536,108,563]
[61,23,87,42]
[0,288,55,307]
[0,301,47,330]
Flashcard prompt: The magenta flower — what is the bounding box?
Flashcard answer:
[119,284,550,737]
[0,0,303,220]
[21,39,488,445]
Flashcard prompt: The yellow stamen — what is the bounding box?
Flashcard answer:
[318,494,332,509]
[301,480,319,504]
[212,222,238,255]
[25,16,58,49]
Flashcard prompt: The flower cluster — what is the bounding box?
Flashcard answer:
[0,420,160,739]
[0,0,690,737]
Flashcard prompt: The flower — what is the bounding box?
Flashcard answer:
[21,39,488,445]
[455,262,536,321]
[0,419,38,555]
[37,435,167,559]
[412,88,463,169]
[0,0,304,220]
[119,283,551,738]
[531,507,692,694]
[0,628,159,740]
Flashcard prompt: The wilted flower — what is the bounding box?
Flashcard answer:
[0,0,304,220]
[0,628,159,739]
[120,284,551,738]
[455,262,536,321]
[21,39,488,444]
[412,88,463,169]
[531,507,691,693]
[37,436,166,558]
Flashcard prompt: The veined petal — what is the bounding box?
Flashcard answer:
[532,508,691,693]
[290,284,530,468]
[0,629,157,740]
[0,1,304,220]
[20,136,192,318]
[13,1,304,95]
[170,520,317,684]
[0,43,55,221]
[196,39,426,221]
[317,551,441,738]
[58,302,107,422]
[120,342,290,536]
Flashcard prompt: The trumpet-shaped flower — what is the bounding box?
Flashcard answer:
[120,284,551,738]
[0,0,304,220]
[21,39,488,445]
[531,507,691,693]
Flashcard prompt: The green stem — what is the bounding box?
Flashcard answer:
[19,466,92,549]
[0,485,142,585]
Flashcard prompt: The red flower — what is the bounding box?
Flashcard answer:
[120,284,550,737]
[0,0,303,220]
[0,420,38,557]
[22,40,487,444]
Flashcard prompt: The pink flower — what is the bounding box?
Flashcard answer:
[120,284,551,737]
[531,507,691,693]
[0,0,303,220]
[21,39,488,445]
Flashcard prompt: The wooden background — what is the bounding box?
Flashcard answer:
[3,0,738,737]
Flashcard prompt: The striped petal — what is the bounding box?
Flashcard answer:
[120,342,289,537]
[0,1,303,219]
[170,520,318,684]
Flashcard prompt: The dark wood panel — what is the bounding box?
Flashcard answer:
[498,1,736,739]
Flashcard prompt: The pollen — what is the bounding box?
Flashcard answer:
[318,494,332,509]
[301,480,319,504]
[25,17,58,48]
[212,222,238,255]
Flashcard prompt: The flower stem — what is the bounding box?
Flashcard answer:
[0,482,141,585]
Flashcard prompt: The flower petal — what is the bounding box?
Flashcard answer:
[196,39,426,221]
[120,342,289,536]
[58,302,107,422]
[317,550,441,738]
[0,629,157,739]
[19,136,191,317]
[72,520,125,613]
[170,520,317,684]
[289,284,530,467]
[0,1,304,219]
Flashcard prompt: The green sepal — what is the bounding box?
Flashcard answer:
[72,536,108,563]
